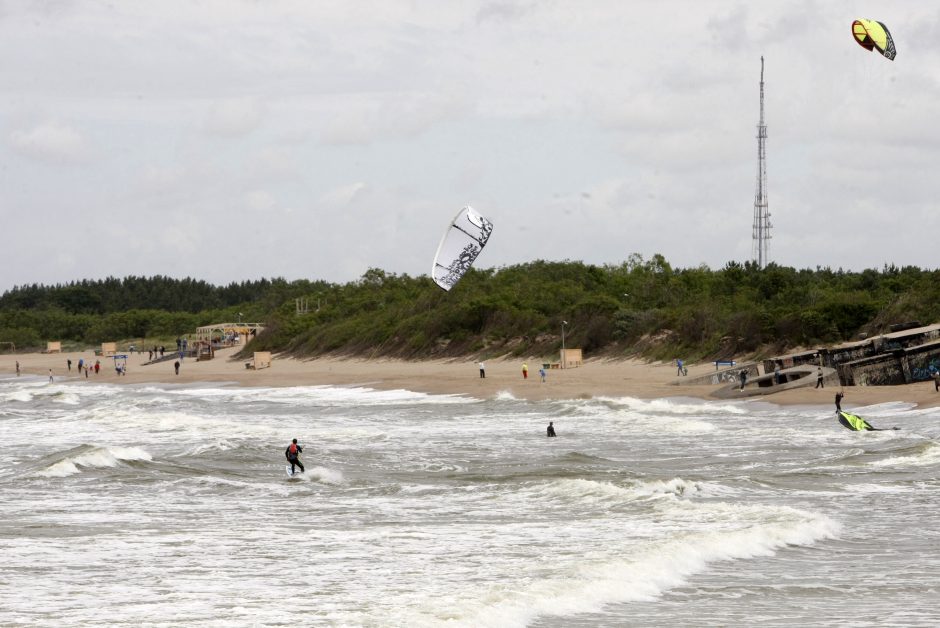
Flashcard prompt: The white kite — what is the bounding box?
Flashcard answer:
[431,206,494,291]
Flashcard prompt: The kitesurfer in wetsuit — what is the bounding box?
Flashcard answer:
[285,438,304,474]
[547,421,556,437]
[835,391,844,411]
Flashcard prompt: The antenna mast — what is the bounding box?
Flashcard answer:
[752,56,771,268]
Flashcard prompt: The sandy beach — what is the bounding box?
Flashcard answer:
[4,347,940,409]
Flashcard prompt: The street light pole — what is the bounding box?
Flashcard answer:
[561,320,568,369]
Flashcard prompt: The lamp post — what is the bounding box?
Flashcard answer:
[561,320,568,369]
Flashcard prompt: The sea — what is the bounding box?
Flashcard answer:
[2,375,939,627]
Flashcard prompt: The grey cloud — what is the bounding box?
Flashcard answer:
[9,120,87,162]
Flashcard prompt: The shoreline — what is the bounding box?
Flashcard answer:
[3,347,940,410]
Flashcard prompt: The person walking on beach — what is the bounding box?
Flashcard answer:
[835,391,844,411]
[285,438,304,474]
[15,361,20,376]
[676,358,683,376]
[934,370,940,392]
[522,363,528,379]
[78,358,84,372]
[739,369,747,390]
[48,369,53,382]
[479,361,485,379]
[547,421,556,437]
[539,367,546,383]
[94,360,100,374]
[815,367,824,388]
[174,360,180,375]
[84,365,89,378]
[67,358,72,372]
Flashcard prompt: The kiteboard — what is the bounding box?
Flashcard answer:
[286,465,299,478]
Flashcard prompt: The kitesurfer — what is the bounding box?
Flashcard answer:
[547,422,556,437]
[285,438,304,474]
[835,391,844,411]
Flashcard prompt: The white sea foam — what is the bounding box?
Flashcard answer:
[494,390,518,401]
[303,465,344,484]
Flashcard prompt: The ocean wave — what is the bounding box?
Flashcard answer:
[398,504,839,627]
[533,477,722,506]
[593,396,749,416]
[0,390,34,403]
[147,384,479,407]
[870,441,940,468]
[36,445,152,478]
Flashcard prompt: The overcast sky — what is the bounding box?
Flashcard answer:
[2,1,938,292]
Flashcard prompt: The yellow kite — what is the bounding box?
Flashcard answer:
[852,19,896,60]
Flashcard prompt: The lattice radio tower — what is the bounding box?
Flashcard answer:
[751,56,771,268]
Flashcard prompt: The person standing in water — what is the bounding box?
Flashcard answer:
[285,438,304,474]
[547,422,556,437]
[835,391,844,411]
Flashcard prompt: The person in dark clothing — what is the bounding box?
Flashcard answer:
[174,360,180,375]
[815,367,824,388]
[739,370,747,391]
[835,391,844,411]
[546,422,556,437]
[285,438,304,473]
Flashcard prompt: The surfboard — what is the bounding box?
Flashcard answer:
[286,465,298,478]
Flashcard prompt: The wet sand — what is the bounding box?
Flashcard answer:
[5,347,940,410]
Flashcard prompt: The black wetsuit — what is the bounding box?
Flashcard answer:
[547,424,556,437]
[835,392,843,411]
[285,444,304,473]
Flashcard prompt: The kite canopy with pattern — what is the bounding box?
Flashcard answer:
[852,19,896,60]
[431,206,494,291]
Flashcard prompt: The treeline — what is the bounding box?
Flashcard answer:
[247,257,940,361]
[0,275,327,349]
[2,258,939,359]
[0,275,328,314]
